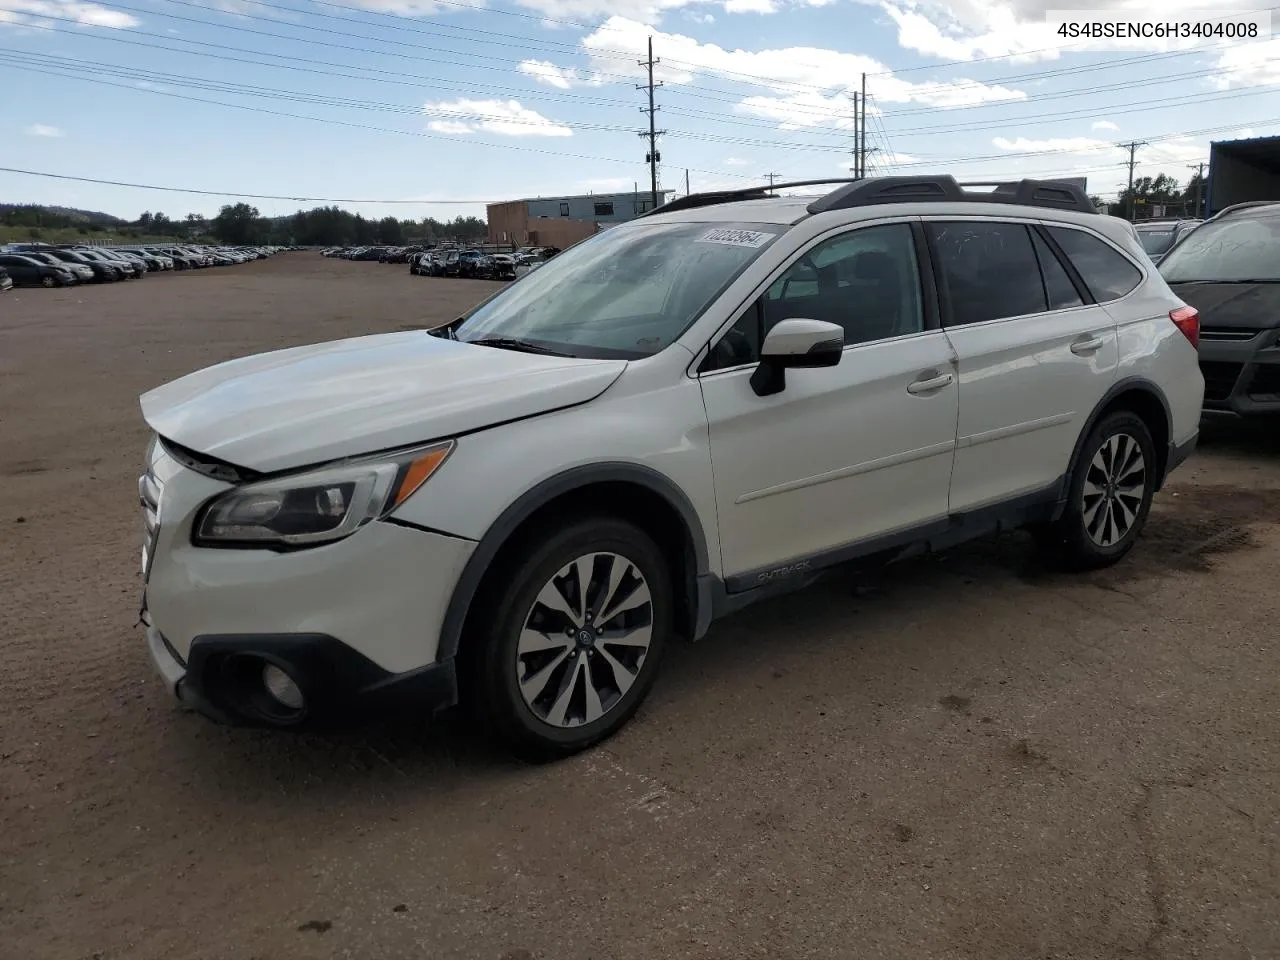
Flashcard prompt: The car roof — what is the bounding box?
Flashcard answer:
[643,175,1100,228]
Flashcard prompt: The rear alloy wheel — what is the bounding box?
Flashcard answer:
[470,518,670,762]
[1036,410,1156,570]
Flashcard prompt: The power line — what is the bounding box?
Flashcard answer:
[0,51,867,153]
[5,45,1274,181]
[879,82,1280,139]
[0,59,756,182]
[13,9,1273,138]
[25,1,1274,129]
[0,49,849,150]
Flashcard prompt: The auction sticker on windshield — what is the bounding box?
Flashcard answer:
[697,228,775,247]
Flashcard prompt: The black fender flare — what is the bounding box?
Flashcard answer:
[1056,376,1174,511]
[436,462,712,661]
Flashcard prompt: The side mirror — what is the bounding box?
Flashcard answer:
[750,318,844,397]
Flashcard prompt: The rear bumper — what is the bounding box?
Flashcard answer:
[144,615,459,727]
[1199,335,1280,416]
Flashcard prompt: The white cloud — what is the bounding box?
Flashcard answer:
[333,0,486,13]
[578,16,1024,131]
[427,119,474,134]
[725,156,750,165]
[423,98,573,137]
[1091,120,1118,131]
[0,0,139,28]
[24,123,64,137]
[993,135,1112,154]
[724,0,776,12]
[1210,38,1280,90]
[511,0,707,25]
[518,58,604,89]
[578,176,638,191]
[685,9,714,21]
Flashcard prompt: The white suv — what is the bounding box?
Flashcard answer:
[137,177,1204,759]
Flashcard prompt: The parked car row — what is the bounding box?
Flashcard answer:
[0,243,289,291]
[410,246,559,280]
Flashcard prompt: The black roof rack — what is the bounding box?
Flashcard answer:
[806,176,1096,215]
[648,175,1097,218]
[646,178,859,217]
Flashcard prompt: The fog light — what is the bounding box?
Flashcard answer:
[262,663,304,710]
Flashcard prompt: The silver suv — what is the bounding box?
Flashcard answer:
[137,176,1205,759]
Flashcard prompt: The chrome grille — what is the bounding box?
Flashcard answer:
[139,468,163,581]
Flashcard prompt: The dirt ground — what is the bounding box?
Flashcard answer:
[2,254,1278,960]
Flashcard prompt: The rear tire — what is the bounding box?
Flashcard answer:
[464,518,671,763]
[1035,410,1157,570]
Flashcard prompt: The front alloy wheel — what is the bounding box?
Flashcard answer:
[469,518,670,761]
[516,552,654,729]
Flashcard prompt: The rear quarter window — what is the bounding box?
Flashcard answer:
[1046,226,1143,302]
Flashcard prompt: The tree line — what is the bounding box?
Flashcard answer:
[1101,170,1209,220]
[3,202,488,245]
[209,203,488,246]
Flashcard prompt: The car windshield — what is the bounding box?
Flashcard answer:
[455,220,783,359]
[1136,228,1177,256]
[1159,209,1280,282]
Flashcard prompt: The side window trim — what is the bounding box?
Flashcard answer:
[695,216,936,377]
[1029,224,1094,308]
[1033,224,1096,305]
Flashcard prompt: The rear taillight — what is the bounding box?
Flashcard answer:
[1170,305,1199,349]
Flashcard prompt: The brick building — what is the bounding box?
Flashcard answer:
[487,191,675,248]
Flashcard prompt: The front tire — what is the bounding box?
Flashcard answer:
[467,518,671,762]
[1036,410,1157,570]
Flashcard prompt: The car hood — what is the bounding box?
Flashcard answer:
[140,330,628,472]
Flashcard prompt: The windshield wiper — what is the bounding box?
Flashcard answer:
[466,335,574,357]
[428,318,462,340]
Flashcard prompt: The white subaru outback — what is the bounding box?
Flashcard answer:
[137,177,1204,760]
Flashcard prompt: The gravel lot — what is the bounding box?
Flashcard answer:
[2,254,1279,960]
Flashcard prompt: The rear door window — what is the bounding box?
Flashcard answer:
[927,221,1047,326]
[1045,226,1143,301]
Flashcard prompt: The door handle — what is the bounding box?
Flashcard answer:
[1070,335,1105,356]
[907,373,954,395]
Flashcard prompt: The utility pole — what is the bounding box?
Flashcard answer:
[850,76,879,179]
[860,72,867,179]
[1119,140,1148,221]
[851,91,860,179]
[1187,161,1206,218]
[685,168,690,196]
[637,36,665,210]
[763,173,781,193]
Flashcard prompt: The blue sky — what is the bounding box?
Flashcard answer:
[2,0,1277,220]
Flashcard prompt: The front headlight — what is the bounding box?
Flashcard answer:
[194,440,453,548]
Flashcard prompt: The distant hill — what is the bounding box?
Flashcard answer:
[0,203,127,227]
